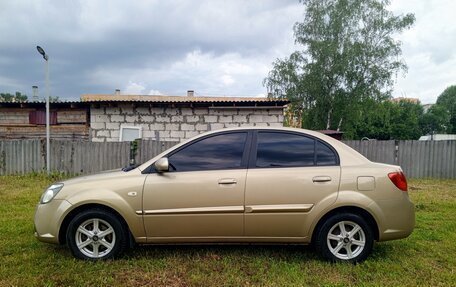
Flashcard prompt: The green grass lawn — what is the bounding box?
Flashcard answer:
[0,175,455,286]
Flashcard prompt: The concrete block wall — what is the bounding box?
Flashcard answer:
[90,104,284,142]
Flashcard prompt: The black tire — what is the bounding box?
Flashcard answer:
[314,213,374,263]
[66,208,128,260]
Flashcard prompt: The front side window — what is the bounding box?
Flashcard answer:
[168,132,247,172]
[256,132,315,167]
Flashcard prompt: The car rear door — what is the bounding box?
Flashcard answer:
[244,131,341,238]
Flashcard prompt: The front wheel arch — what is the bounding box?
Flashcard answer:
[59,203,134,247]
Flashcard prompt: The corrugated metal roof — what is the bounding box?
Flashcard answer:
[317,129,344,134]
[81,94,289,105]
[0,100,82,104]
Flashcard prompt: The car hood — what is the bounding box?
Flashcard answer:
[53,168,144,200]
[61,169,128,185]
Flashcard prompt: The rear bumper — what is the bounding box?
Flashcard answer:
[34,199,72,244]
[374,196,415,241]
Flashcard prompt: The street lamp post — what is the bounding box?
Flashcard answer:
[36,46,50,174]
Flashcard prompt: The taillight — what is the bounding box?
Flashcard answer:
[388,171,408,192]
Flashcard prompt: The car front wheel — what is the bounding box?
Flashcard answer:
[315,213,374,263]
[66,209,128,260]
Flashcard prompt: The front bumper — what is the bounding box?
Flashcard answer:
[34,199,72,244]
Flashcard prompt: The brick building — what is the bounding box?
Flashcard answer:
[82,94,289,142]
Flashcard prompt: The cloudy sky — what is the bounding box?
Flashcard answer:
[0,0,455,104]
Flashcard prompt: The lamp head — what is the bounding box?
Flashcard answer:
[36,46,48,61]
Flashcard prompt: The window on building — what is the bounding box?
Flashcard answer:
[120,126,142,141]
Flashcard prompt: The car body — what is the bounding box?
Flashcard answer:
[34,127,415,262]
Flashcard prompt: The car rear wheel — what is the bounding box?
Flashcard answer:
[66,209,128,260]
[315,213,374,263]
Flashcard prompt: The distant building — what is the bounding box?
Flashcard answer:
[82,93,288,142]
[1,92,289,142]
[422,103,434,113]
[391,97,420,104]
[317,130,344,140]
[0,101,89,140]
[419,134,456,141]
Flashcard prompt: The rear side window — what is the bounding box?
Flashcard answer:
[255,132,338,168]
[256,132,315,167]
[316,141,337,166]
[168,132,247,172]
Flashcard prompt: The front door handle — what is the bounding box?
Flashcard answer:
[312,176,332,183]
[218,178,237,185]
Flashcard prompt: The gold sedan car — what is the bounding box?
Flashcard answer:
[34,127,414,262]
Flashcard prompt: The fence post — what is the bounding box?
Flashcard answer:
[394,140,399,164]
[40,138,47,172]
[129,140,139,166]
[0,142,5,175]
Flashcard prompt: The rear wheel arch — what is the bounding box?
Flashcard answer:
[310,206,379,243]
[58,203,134,246]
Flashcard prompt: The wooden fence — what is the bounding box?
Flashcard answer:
[0,139,175,175]
[0,139,455,178]
[343,140,456,178]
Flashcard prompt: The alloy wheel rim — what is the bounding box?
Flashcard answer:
[327,221,366,260]
[75,218,116,258]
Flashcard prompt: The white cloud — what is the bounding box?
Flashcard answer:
[148,89,162,95]
[121,81,162,96]
[391,0,456,103]
[123,81,147,94]
[88,49,277,96]
[221,75,235,86]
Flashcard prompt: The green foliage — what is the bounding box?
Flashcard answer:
[0,91,28,102]
[390,100,423,139]
[435,85,456,133]
[347,99,423,140]
[351,84,456,140]
[264,0,415,133]
[419,104,449,135]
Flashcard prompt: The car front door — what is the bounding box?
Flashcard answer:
[244,131,341,239]
[142,131,250,239]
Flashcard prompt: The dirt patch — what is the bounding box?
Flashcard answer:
[115,268,189,287]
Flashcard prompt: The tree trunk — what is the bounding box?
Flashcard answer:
[326,108,332,129]
[337,117,343,131]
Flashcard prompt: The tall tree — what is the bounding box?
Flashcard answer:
[264,0,415,131]
[350,99,423,140]
[390,100,423,140]
[419,105,449,135]
[435,85,456,133]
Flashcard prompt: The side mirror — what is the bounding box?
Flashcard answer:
[154,157,169,173]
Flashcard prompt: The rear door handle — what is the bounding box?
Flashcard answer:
[312,176,332,183]
[218,178,237,185]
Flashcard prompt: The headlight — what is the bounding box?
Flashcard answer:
[40,183,64,204]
